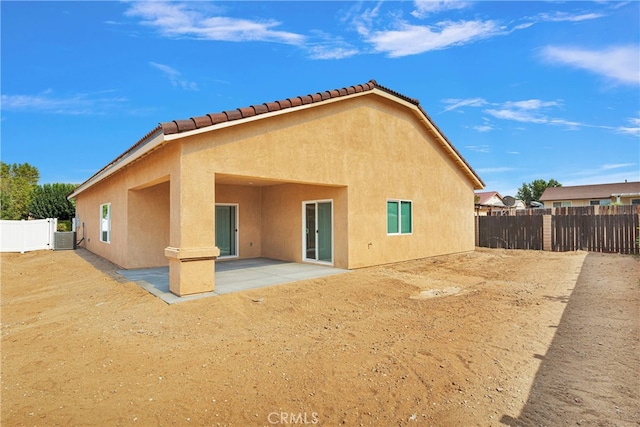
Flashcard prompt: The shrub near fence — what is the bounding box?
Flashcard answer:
[476,205,640,255]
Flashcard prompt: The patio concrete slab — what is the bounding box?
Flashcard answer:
[117,258,349,304]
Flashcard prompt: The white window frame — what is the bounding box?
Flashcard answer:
[100,203,111,243]
[387,199,413,235]
[301,199,334,265]
[553,201,572,208]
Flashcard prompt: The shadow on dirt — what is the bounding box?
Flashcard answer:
[501,253,640,427]
[72,247,130,283]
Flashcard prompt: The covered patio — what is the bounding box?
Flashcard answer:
[117,258,349,304]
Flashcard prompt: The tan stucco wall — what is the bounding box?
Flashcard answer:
[74,143,179,268]
[74,91,479,292]
[127,180,170,268]
[261,184,348,268]
[178,94,476,269]
[214,183,348,267]
[215,184,263,259]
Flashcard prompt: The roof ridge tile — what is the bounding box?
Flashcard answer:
[160,79,415,136]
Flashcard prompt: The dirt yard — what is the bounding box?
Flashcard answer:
[1,248,638,426]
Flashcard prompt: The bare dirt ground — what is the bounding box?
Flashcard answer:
[1,248,638,426]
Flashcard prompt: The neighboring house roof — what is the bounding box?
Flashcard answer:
[69,79,484,199]
[540,181,640,201]
[475,191,505,206]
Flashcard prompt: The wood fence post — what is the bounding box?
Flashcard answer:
[543,214,552,251]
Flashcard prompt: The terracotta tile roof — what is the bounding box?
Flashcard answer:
[161,80,384,135]
[540,181,640,201]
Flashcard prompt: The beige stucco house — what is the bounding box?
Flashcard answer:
[539,181,640,208]
[69,80,484,296]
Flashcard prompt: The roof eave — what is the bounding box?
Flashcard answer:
[163,90,371,142]
[68,127,165,199]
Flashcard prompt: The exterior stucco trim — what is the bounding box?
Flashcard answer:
[164,246,221,261]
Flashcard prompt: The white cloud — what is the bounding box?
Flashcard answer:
[485,106,585,129]
[602,163,637,170]
[149,62,198,91]
[366,19,501,57]
[126,1,305,45]
[466,145,491,153]
[615,116,640,136]
[562,170,640,187]
[547,118,583,129]
[307,46,359,60]
[444,96,637,136]
[473,125,493,132]
[350,1,383,38]
[502,99,560,110]
[411,1,472,18]
[512,10,605,32]
[537,12,605,22]
[513,22,535,31]
[305,30,359,60]
[483,98,587,129]
[540,45,640,85]
[442,97,589,132]
[1,90,127,115]
[441,97,488,112]
[485,108,548,124]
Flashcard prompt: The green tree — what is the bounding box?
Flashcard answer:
[29,183,78,220]
[517,179,561,204]
[0,162,40,220]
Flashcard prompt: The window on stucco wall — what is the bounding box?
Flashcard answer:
[387,200,412,235]
[100,203,111,243]
[553,201,572,208]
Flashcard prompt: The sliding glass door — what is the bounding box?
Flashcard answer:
[215,204,238,257]
[303,200,332,263]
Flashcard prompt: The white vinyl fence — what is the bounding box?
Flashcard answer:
[0,218,57,253]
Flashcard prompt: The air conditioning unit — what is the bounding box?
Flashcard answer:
[54,232,76,250]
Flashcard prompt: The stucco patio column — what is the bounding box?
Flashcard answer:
[165,167,218,296]
[165,247,219,295]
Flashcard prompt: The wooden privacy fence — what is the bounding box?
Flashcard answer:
[476,205,640,254]
[477,215,543,250]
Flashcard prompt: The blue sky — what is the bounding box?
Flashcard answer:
[2,1,639,197]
